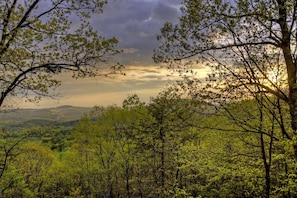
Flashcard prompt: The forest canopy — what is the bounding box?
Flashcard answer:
[0,93,295,197]
[2,0,297,197]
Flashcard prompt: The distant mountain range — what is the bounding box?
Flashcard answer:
[0,105,93,123]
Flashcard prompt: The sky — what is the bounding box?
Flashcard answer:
[21,0,187,109]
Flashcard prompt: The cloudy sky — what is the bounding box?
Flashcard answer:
[22,0,186,108]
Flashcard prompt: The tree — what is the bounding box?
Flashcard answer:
[13,142,56,197]
[153,0,297,151]
[146,90,198,197]
[68,102,157,197]
[0,0,121,109]
[0,127,47,197]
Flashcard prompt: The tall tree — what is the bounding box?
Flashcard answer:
[153,0,297,144]
[0,0,121,109]
[147,90,197,197]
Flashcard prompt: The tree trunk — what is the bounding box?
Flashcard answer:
[289,90,297,132]
[278,0,297,157]
[289,91,297,158]
[160,128,165,196]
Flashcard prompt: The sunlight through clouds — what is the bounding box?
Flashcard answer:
[20,0,186,108]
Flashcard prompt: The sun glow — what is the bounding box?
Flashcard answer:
[268,71,278,84]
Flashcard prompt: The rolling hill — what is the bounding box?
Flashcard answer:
[0,105,92,123]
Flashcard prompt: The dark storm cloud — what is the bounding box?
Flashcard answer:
[91,0,182,66]
[21,0,192,108]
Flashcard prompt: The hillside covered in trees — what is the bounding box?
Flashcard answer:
[1,0,297,197]
[0,92,294,197]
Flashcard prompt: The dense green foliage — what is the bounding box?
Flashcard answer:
[0,94,295,197]
[1,0,297,197]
